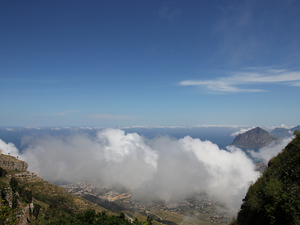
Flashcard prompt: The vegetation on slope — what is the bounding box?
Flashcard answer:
[0,169,156,224]
[41,209,153,225]
[231,130,300,225]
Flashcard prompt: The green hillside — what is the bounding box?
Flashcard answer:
[231,131,300,225]
[0,161,155,224]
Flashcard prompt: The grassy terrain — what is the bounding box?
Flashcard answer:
[20,178,116,222]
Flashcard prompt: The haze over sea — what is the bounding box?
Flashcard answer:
[0,125,253,153]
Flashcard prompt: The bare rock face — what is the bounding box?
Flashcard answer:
[231,127,277,148]
[16,203,34,225]
[0,154,36,224]
[0,154,28,172]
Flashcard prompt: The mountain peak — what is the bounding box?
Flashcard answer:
[270,125,300,138]
[231,127,277,148]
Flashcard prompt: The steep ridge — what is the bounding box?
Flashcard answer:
[270,125,300,138]
[291,125,300,132]
[230,131,300,225]
[231,127,276,148]
[270,127,292,138]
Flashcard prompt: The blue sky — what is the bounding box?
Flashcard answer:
[1,0,300,127]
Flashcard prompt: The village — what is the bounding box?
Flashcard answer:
[60,182,231,224]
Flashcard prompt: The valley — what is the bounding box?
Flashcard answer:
[60,182,231,224]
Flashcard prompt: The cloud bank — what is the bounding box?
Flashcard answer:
[2,129,291,214]
[249,137,294,162]
[13,128,257,214]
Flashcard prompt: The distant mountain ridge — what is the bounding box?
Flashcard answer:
[270,125,300,138]
[231,127,277,148]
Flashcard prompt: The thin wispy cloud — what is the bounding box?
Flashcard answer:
[158,7,181,20]
[293,81,300,87]
[56,110,80,116]
[158,1,181,21]
[87,114,136,120]
[21,88,73,93]
[180,69,300,93]
[1,78,58,84]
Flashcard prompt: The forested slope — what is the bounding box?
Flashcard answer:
[231,131,300,225]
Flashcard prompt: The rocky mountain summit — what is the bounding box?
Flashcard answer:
[231,127,277,148]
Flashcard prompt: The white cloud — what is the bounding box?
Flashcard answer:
[180,69,300,93]
[122,124,247,129]
[21,129,258,214]
[0,139,20,157]
[265,124,294,130]
[230,127,254,137]
[87,114,136,120]
[292,81,300,86]
[1,78,58,84]
[55,110,80,116]
[191,124,244,128]
[24,126,41,130]
[249,137,293,162]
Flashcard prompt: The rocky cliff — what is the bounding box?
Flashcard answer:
[0,153,114,225]
[231,127,276,148]
[0,154,28,172]
[0,173,35,224]
[0,154,34,224]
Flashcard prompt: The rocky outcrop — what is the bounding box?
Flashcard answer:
[4,186,13,208]
[0,154,35,224]
[0,174,34,225]
[15,171,38,178]
[0,154,28,172]
[16,203,34,225]
[231,127,277,148]
[14,171,38,182]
